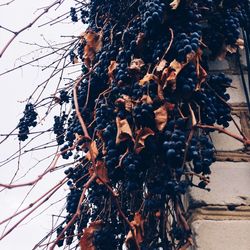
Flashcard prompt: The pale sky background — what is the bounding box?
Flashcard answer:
[0,1,85,249]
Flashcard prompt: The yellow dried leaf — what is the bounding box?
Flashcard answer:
[86,141,99,161]
[135,128,155,153]
[80,221,103,250]
[116,117,133,144]
[154,105,168,131]
[170,0,181,9]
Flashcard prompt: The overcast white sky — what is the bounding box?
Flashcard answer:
[0,1,85,249]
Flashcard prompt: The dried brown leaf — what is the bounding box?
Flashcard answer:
[236,38,244,49]
[158,84,165,100]
[83,30,103,68]
[135,128,155,153]
[86,141,99,161]
[139,73,158,86]
[141,95,153,104]
[156,59,167,72]
[170,0,181,9]
[198,64,207,85]
[169,59,183,75]
[186,51,196,63]
[115,95,133,112]
[80,221,103,250]
[125,213,144,247]
[161,60,183,89]
[179,238,193,250]
[108,61,118,83]
[136,32,145,47]
[154,105,168,131]
[89,160,109,185]
[128,58,145,72]
[116,117,133,144]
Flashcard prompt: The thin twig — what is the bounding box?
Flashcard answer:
[0,0,63,58]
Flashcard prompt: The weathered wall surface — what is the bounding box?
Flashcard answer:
[187,51,250,250]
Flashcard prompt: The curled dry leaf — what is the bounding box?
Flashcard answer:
[169,59,183,75]
[86,141,99,161]
[170,0,181,10]
[108,61,118,83]
[186,51,196,63]
[80,220,103,250]
[73,55,79,64]
[197,64,207,86]
[115,95,133,112]
[188,104,197,126]
[161,59,183,89]
[125,212,144,247]
[136,32,145,47]
[157,84,165,100]
[179,238,194,250]
[116,117,134,144]
[128,58,145,72]
[236,38,244,49]
[140,95,153,104]
[135,127,155,153]
[82,30,103,68]
[89,160,110,185]
[139,73,158,86]
[154,105,168,131]
[156,59,167,72]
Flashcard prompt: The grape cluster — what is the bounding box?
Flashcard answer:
[70,7,78,22]
[224,10,241,45]
[53,113,67,145]
[175,32,200,63]
[194,73,232,127]
[17,103,37,141]
[59,90,69,104]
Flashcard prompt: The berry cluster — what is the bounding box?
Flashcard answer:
[18,103,37,141]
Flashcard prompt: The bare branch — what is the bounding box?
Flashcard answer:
[0,0,63,58]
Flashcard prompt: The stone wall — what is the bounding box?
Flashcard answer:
[187,51,250,250]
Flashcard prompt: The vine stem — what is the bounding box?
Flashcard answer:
[196,124,250,146]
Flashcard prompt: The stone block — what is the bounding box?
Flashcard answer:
[188,162,250,207]
[191,220,250,250]
[208,59,230,71]
[210,115,244,151]
[227,74,249,105]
